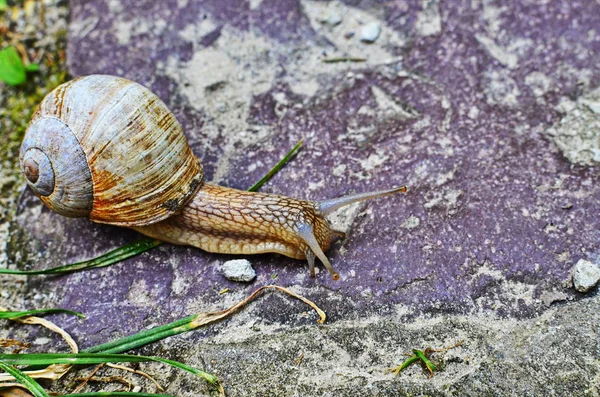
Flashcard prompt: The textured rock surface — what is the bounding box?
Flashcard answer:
[1,0,599,395]
[547,87,600,165]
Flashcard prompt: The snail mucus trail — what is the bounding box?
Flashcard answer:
[19,75,407,280]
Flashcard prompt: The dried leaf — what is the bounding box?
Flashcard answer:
[16,317,78,354]
[0,386,34,397]
[0,340,30,353]
[0,311,78,382]
[189,285,326,328]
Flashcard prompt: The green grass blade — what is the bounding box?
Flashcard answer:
[413,349,437,372]
[0,360,50,397]
[146,356,219,385]
[0,353,218,387]
[0,238,162,275]
[0,353,147,366]
[393,354,420,375]
[0,308,85,319]
[247,139,303,192]
[84,315,196,354]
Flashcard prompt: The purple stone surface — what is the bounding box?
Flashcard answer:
[6,0,600,394]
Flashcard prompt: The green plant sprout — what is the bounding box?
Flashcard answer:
[0,46,39,86]
[390,340,464,378]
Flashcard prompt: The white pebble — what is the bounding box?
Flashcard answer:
[322,12,342,27]
[401,215,421,229]
[572,259,600,293]
[360,22,381,43]
[222,259,256,282]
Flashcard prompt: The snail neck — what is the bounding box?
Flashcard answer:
[133,182,334,262]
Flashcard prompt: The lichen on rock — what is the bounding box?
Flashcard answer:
[546,87,600,166]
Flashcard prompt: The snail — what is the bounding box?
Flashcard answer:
[19,75,406,280]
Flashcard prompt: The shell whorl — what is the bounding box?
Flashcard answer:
[20,75,204,226]
[20,117,94,217]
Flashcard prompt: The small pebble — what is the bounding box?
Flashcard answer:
[344,31,355,39]
[216,102,228,113]
[401,215,421,229]
[322,12,342,27]
[572,259,600,292]
[222,259,256,282]
[360,22,381,43]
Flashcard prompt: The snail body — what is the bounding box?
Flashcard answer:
[20,75,405,280]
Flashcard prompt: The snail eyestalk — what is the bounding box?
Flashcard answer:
[317,186,408,215]
[306,185,408,280]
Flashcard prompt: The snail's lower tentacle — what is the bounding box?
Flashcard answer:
[306,251,317,278]
[296,222,340,280]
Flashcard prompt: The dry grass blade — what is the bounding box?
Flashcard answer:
[106,363,165,392]
[73,375,134,392]
[0,340,30,354]
[15,317,78,354]
[0,385,34,396]
[87,284,326,357]
[189,285,326,328]
[71,364,103,394]
[0,314,78,383]
[0,363,72,383]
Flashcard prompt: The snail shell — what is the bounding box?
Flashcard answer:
[20,75,203,226]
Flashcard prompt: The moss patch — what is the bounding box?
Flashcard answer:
[0,1,69,271]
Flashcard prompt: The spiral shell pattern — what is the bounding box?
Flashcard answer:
[20,75,203,226]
